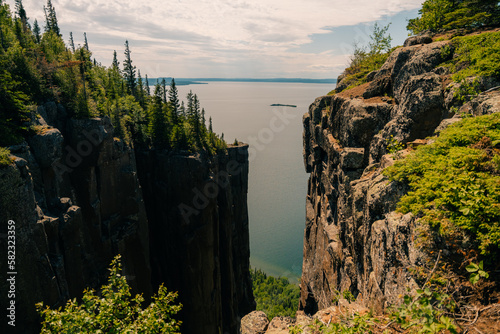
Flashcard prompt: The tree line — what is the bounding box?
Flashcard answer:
[0,0,226,154]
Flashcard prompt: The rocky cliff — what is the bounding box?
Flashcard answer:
[300,36,500,314]
[0,102,254,333]
[136,145,254,334]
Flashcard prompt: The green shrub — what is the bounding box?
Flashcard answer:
[444,31,500,82]
[37,255,182,334]
[251,268,300,320]
[0,147,13,166]
[391,288,457,334]
[384,113,500,256]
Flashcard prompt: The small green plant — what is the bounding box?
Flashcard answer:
[440,44,453,60]
[332,289,340,304]
[454,78,481,104]
[0,147,13,166]
[37,255,182,334]
[391,288,458,334]
[289,324,303,334]
[386,135,405,159]
[466,261,489,285]
[233,138,239,145]
[343,290,356,303]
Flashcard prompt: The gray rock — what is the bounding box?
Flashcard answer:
[403,35,433,47]
[241,311,269,334]
[28,127,64,168]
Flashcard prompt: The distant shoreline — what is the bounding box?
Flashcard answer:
[147,77,337,86]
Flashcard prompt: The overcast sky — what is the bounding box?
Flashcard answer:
[7,0,423,78]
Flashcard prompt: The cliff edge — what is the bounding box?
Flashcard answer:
[300,33,500,315]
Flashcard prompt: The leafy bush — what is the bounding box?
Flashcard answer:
[391,288,457,334]
[407,0,500,35]
[37,255,182,334]
[384,113,500,256]
[0,147,13,166]
[251,268,300,320]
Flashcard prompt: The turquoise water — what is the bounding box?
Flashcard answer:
[175,82,333,281]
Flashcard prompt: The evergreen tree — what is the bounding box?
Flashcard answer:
[209,116,213,133]
[15,0,28,30]
[123,40,136,96]
[407,0,500,34]
[44,0,60,35]
[33,19,41,43]
[84,32,89,51]
[69,32,75,52]
[145,74,151,96]
[180,101,185,117]
[137,70,145,107]
[161,78,167,104]
[149,83,168,148]
[168,78,180,122]
[112,50,119,70]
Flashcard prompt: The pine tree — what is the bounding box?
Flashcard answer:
[123,40,137,96]
[150,83,169,148]
[33,19,41,43]
[15,0,29,31]
[69,32,75,52]
[44,0,60,35]
[137,70,145,107]
[180,101,186,117]
[145,74,151,96]
[168,78,180,123]
[84,32,89,51]
[112,50,119,70]
[161,78,167,104]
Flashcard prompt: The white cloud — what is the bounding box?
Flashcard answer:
[6,0,422,77]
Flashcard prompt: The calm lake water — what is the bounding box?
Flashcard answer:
[175,82,333,281]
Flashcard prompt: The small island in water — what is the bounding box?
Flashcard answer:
[270,104,297,107]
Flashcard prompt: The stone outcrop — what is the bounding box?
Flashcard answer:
[300,35,500,315]
[0,114,151,333]
[136,144,254,334]
[0,103,254,333]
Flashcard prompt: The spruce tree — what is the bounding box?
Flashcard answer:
[84,32,89,51]
[44,0,60,35]
[168,78,180,122]
[112,50,119,70]
[15,0,29,30]
[161,78,167,104]
[69,32,75,52]
[123,40,136,96]
[137,70,145,107]
[33,19,41,43]
[145,74,151,96]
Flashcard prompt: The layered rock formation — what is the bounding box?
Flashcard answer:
[300,37,500,314]
[0,102,254,333]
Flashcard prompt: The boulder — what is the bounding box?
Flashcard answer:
[241,311,269,334]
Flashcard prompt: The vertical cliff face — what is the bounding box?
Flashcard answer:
[0,108,151,333]
[300,37,500,314]
[136,145,255,334]
[0,103,254,333]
